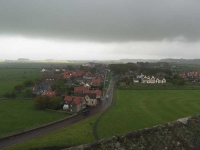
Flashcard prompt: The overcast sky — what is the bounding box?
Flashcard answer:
[1,0,200,60]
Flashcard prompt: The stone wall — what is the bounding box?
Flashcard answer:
[66,114,200,150]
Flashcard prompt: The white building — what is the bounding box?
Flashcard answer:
[142,75,166,84]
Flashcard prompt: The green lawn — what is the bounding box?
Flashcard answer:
[0,68,44,97]
[118,82,200,90]
[97,90,200,139]
[0,100,67,136]
[8,114,100,150]
[7,90,200,149]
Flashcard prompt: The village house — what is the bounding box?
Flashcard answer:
[74,84,90,94]
[40,68,48,72]
[142,75,166,84]
[83,74,95,83]
[180,71,200,79]
[33,83,51,95]
[73,70,85,78]
[124,71,133,77]
[42,91,56,96]
[142,76,150,83]
[62,71,73,79]
[136,73,144,79]
[84,89,102,99]
[82,62,95,68]
[74,77,83,84]
[91,77,102,87]
[63,96,86,113]
[85,72,92,75]
[149,76,156,83]
[155,77,166,83]
[78,93,98,106]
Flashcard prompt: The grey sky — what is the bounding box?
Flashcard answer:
[0,0,200,60]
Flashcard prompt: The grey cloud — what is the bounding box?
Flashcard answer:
[0,0,200,42]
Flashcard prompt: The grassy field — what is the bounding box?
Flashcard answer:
[0,68,44,97]
[0,62,81,97]
[0,62,66,69]
[8,114,100,150]
[7,90,200,149]
[0,100,67,136]
[118,82,200,90]
[97,90,200,139]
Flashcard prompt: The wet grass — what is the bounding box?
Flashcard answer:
[0,100,67,136]
[97,90,200,139]
[8,114,100,150]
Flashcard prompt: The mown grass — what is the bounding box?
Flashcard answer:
[97,90,200,139]
[8,114,100,150]
[0,62,66,69]
[0,68,44,97]
[7,90,200,149]
[0,100,67,136]
[118,82,200,90]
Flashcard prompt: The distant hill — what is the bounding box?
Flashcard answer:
[17,58,30,61]
[161,58,200,64]
[120,59,159,63]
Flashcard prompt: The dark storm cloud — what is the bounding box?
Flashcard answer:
[0,0,200,42]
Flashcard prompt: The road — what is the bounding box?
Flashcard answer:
[0,78,115,149]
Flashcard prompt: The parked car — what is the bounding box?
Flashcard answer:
[83,109,90,115]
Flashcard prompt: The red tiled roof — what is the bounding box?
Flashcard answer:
[85,72,92,75]
[62,71,73,78]
[64,96,73,102]
[63,74,72,78]
[74,86,84,93]
[84,90,102,96]
[73,70,85,77]
[73,97,84,105]
[73,73,83,77]
[92,77,101,83]
[45,91,55,96]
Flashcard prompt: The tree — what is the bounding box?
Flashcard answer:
[48,96,63,110]
[177,79,185,85]
[34,96,63,110]
[14,84,25,93]
[3,91,16,98]
[34,96,50,109]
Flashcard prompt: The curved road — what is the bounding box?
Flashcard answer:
[0,78,115,149]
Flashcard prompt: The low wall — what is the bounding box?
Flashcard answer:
[66,114,200,150]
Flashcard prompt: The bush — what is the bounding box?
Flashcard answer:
[34,96,63,110]
[14,84,25,93]
[3,91,16,98]
[48,96,63,110]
